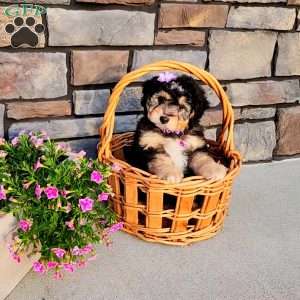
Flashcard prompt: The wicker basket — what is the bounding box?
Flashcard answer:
[98,60,241,246]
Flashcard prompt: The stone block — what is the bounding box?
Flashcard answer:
[209,31,277,80]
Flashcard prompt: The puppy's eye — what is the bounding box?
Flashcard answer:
[158,96,165,104]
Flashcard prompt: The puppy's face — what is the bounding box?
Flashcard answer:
[142,75,208,132]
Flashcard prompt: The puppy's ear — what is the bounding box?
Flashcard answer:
[141,76,161,109]
[176,75,209,123]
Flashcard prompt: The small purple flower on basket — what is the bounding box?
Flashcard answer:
[19,219,32,232]
[47,261,59,269]
[72,246,81,256]
[90,170,103,184]
[35,184,42,200]
[51,248,66,259]
[108,222,124,234]
[79,197,94,212]
[63,263,75,273]
[178,139,188,149]
[33,261,46,274]
[44,186,59,199]
[0,185,6,200]
[0,150,7,158]
[34,158,43,171]
[157,72,177,83]
[98,192,109,202]
[11,137,19,146]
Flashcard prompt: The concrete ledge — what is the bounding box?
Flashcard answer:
[0,213,39,300]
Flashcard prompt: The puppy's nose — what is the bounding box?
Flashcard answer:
[160,116,169,124]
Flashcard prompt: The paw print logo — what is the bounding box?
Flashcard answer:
[5,16,44,48]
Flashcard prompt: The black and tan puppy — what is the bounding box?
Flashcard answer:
[130,72,227,183]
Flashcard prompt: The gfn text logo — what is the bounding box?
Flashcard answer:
[4,3,47,17]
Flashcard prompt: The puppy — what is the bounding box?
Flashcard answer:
[130,72,227,183]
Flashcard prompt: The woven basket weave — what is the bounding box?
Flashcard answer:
[98,60,241,246]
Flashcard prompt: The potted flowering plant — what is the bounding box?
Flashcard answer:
[0,131,122,279]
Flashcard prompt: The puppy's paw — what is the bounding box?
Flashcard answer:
[159,170,183,183]
[195,162,227,181]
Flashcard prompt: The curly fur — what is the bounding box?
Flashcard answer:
[128,74,227,182]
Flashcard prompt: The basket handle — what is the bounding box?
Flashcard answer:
[98,60,235,160]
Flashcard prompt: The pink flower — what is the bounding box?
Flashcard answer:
[19,219,32,232]
[44,186,59,199]
[56,143,71,152]
[72,246,81,256]
[32,261,46,274]
[90,170,103,184]
[34,158,43,171]
[30,136,44,148]
[80,244,93,255]
[98,192,109,202]
[108,222,124,234]
[112,163,122,172]
[76,261,87,268]
[65,202,72,213]
[63,263,75,273]
[65,220,75,230]
[61,189,70,198]
[68,150,86,161]
[54,271,63,280]
[0,137,5,145]
[0,185,6,200]
[47,261,59,269]
[157,72,177,83]
[11,137,19,146]
[23,181,32,190]
[35,184,42,200]
[79,197,94,212]
[0,150,7,158]
[51,248,66,259]
[7,244,21,263]
[79,218,87,226]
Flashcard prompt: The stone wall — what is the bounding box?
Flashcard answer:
[0,0,299,161]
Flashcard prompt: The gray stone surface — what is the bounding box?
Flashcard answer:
[226,80,300,106]
[131,50,207,81]
[276,33,300,76]
[8,115,141,139]
[74,87,143,115]
[0,52,67,99]
[276,106,300,155]
[227,7,296,30]
[234,121,276,161]
[47,8,155,46]
[132,49,207,70]
[74,89,110,115]
[240,107,276,119]
[209,31,277,80]
[71,50,129,85]
[6,159,300,300]
[0,104,4,137]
